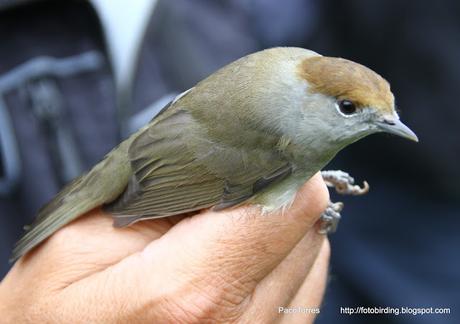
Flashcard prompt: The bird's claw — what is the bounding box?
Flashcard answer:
[321,170,369,196]
[318,201,343,234]
[318,170,370,235]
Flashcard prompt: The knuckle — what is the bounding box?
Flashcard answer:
[154,274,250,323]
[46,225,78,248]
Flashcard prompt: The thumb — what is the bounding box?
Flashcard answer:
[51,173,329,322]
[118,172,328,307]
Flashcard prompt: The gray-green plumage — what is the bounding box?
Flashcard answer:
[11,47,415,262]
[11,48,310,261]
[11,140,132,261]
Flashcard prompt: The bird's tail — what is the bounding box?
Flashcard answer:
[10,174,98,262]
[9,143,132,263]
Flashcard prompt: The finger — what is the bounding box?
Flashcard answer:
[278,239,330,324]
[153,171,329,286]
[239,229,327,323]
[14,208,179,289]
[42,173,328,322]
[88,172,329,320]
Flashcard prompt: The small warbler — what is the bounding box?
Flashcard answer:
[11,47,417,262]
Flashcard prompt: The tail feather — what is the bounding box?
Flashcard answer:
[34,175,85,223]
[10,177,99,262]
[10,140,133,263]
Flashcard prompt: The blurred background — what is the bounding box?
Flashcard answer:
[0,0,458,323]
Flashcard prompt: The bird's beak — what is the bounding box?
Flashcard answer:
[376,118,419,142]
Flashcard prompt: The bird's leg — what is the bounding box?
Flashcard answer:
[318,170,369,234]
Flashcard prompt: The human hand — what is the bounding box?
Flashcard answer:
[0,173,330,324]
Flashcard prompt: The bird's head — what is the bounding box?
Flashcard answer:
[297,55,418,148]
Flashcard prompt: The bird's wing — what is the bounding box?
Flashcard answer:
[104,104,290,227]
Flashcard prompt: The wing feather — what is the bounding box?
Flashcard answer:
[104,103,291,226]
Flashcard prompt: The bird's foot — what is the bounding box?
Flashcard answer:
[318,201,343,234]
[318,170,370,234]
[321,170,369,195]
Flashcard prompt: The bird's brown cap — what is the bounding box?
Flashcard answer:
[298,56,394,114]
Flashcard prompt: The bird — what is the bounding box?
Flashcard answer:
[11,47,418,262]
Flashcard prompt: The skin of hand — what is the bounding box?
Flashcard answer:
[0,173,330,324]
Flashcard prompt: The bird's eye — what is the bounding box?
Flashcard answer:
[338,100,357,115]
